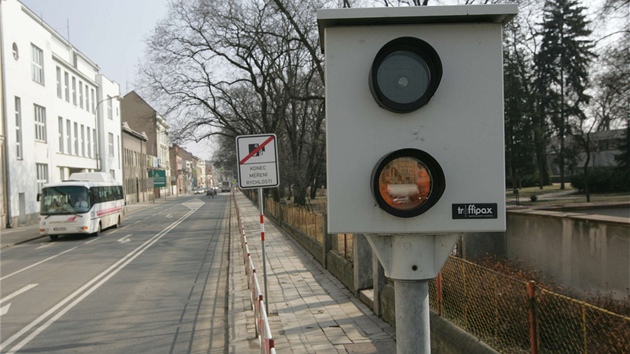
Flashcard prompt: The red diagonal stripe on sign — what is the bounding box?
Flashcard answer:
[239,136,275,164]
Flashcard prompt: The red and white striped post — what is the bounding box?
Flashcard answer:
[259,188,269,315]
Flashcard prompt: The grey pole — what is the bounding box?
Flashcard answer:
[395,279,430,354]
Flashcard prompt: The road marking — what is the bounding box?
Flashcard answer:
[0,284,38,318]
[85,238,99,245]
[36,244,54,250]
[117,234,132,244]
[0,303,10,316]
[0,248,77,281]
[0,284,39,305]
[0,207,199,353]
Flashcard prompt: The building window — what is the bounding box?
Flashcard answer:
[91,89,95,113]
[66,120,72,154]
[15,97,23,159]
[93,130,97,159]
[79,81,84,109]
[12,43,19,60]
[31,44,44,84]
[85,84,89,110]
[81,124,85,156]
[108,133,114,156]
[87,127,92,157]
[107,96,113,120]
[58,117,64,153]
[117,135,121,168]
[56,67,62,98]
[36,163,49,193]
[72,77,77,105]
[34,104,47,142]
[64,72,69,102]
[74,123,78,155]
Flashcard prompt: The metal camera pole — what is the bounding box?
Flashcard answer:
[366,233,460,354]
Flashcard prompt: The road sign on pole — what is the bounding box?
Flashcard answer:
[236,134,280,189]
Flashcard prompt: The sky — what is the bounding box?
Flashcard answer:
[19,0,216,160]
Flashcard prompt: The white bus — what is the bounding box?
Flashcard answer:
[38,172,125,241]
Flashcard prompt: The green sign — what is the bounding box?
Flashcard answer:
[149,169,167,187]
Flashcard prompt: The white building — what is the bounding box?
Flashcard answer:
[0,0,122,227]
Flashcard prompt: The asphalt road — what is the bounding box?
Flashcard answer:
[0,194,230,353]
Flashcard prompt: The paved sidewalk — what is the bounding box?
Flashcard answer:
[228,192,396,353]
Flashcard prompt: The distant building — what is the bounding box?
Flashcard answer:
[121,122,149,204]
[120,91,171,197]
[0,0,122,228]
[170,144,195,194]
[548,129,626,177]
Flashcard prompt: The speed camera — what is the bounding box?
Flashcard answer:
[318,5,517,234]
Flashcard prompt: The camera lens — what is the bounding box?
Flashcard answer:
[377,51,430,105]
[371,148,445,218]
[370,37,442,113]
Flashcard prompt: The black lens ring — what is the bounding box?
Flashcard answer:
[369,37,442,113]
[371,148,445,218]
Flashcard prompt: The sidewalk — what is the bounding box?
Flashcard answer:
[228,192,396,353]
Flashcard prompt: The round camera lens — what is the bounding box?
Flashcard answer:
[377,51,431,105]
[369,37,442,113]
[371,148,445,218]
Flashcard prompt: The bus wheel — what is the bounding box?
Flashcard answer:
[115,216,121,228]
[50,235,59,241]
[93,223,101,237]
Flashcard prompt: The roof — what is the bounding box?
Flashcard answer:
[317,4,518,52]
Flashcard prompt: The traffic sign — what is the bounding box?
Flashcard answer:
[236,134,280,189]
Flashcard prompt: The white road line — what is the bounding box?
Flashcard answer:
[117,234,132,244]
[0,284,38,305]
[0,208,199,353]
[36,243,54,250]
[0,248,77,281]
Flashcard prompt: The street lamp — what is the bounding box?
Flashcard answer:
[94,95,122,171]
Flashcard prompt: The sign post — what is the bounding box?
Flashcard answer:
[236,133,280,314]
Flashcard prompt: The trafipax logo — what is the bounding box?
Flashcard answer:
[452,203,498,219]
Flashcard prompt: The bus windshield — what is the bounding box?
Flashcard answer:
[40,186,91,215]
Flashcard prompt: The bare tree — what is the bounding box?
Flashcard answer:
[139,0,331,205]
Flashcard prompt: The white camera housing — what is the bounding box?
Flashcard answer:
[318,5,517,234]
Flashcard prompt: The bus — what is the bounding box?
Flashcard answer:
[38,172,125,241]
[220,181,231,192]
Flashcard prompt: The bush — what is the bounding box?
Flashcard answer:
[570,167,630,192]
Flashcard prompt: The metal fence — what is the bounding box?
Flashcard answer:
[263,196,353,261]
[259,194,629,353]
[234,193,276,354]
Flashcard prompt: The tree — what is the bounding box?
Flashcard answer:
[533,0,596,189]
[139,0,331,205]
[504,19,538,188]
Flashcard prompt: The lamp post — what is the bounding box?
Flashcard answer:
[94,95,122,171]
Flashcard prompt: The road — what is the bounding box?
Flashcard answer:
[0,194,230,353]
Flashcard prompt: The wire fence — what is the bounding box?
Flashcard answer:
[258,194,630,353]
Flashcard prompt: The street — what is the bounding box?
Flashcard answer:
[0,194,230,353]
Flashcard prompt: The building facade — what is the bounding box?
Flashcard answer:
[120,91,171,198]
[0,0,122,227]
[122,122,149,204]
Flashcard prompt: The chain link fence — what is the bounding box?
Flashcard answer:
[257,193,629,353]
[431,257,630,353]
